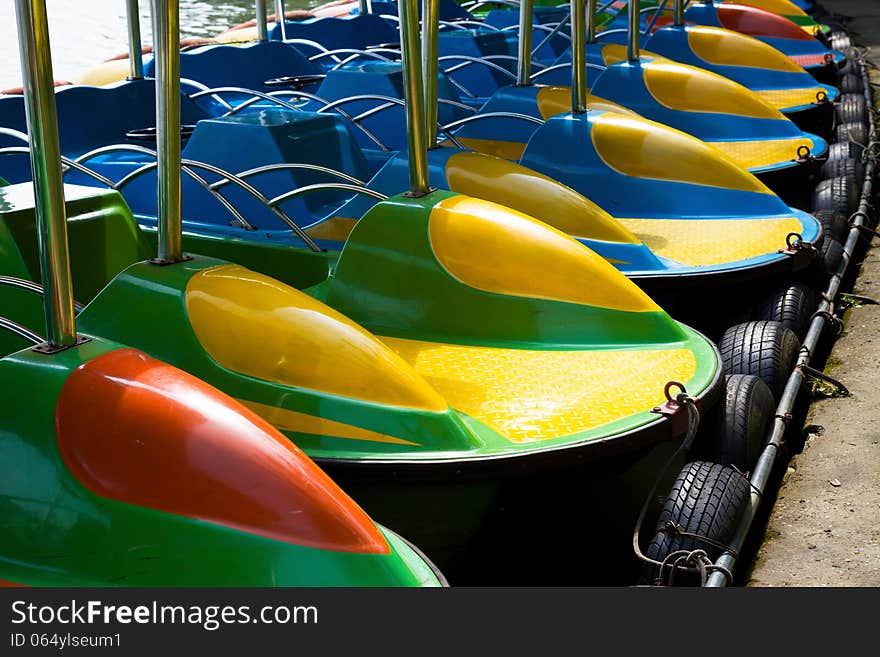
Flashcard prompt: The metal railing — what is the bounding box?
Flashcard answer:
[705,49,879,588]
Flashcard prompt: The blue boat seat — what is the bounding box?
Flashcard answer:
[145,41,323,94]
[0,79,210,184]
[111,110,380,234]
[270,14,400,53]
[313,62,471,151]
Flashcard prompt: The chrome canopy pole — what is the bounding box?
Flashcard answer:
[359,0,369,14]
[125,0,145,79]
[14,0,77,347]
[571,0,587,113]
[626,0,640,61]
[274,0,287,40]
[422,0,439,147]
[255,0,268,41]
[673,0,684,26]
[398,0,431,195]
[150,0,184,262]
[587,0,596,43]
[516,0,535,85]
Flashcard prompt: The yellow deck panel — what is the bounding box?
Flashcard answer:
[708,137,813,169]
[617,216,804,266]
[381,337,697,443]
[753,87,826,110]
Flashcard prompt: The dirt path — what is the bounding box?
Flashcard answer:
[747,0,880,587]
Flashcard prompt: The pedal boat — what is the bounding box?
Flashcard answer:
[0,333,445,586]
[1,0,442,587]
[682,2,844,83]
[0,77,820,321]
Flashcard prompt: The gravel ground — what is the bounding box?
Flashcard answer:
[747,0,880,587]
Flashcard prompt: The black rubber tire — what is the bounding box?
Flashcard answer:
[813,208,849,242]
[818,236,845,277]
[839,71,864,94]
[818,142,865,182]
[640,461,751,586]
[839,56,856,76]
[719,321,800,400]
[834,120,868,147]
[811,175,860,216]
[830,33,852,52]
[840,47,861,75]
[757,282,818,340]
[835,93,868,125]
[711,375,775,471]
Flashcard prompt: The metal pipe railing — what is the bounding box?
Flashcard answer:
[150,0,184,263]
[255,0,268,41]
[0,317,43,346]
[705,51,878,588]
[14,0,78,348]
[571,0,587,113]
[531,14,570,58]
[397,0,431,195]
[125,0,145,79]
[517,0,535,85]
[274,0,287,40]
[422,0,440,147]
[626,0,640,62]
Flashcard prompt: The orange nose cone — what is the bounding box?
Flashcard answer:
[55,348,388,554]
[718,5,813,40]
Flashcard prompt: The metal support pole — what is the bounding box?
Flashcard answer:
[274,0,287,40]
[150,0,184,263]
[398,0,431,195]
[673,0,684,26]
[14,0,77,348]
[359,0,370,15]
[422,0,439,147]
[125,0,145,79]
[571,0,587,113]
[517,0,534,85]
[255,0,268,41]
[586,0,596,43]
[626,0,640,62]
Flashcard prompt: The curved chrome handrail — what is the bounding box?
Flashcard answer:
[501,23,572,42]
[0,146,116,188]
[532,13,571,55]
[0,275,85,313]
[529,61,605,81]
[461,0,520,9]
[285,38,342,62]
[0,316,42,346]
[311,48,393,65]
[327,50,396,72]
[181,77,235,111]
[438,98,478,113]
[437,19,501,32]
[268,182,386,208]
[0,127,29,143]
[442,111,544,131]
[112,155,322,250]
[190,87,391,151]
[212,162,366,189]
[439,55,518,81]
[74,143,253,230]
[593,27,629,40]
[312,94,466,147]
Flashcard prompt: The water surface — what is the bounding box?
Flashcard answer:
[0,0,314,89]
